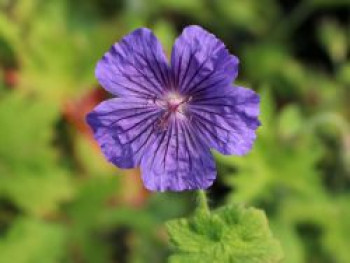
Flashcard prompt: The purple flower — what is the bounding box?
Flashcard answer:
[86,25,260,192]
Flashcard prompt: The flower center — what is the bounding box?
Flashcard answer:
[154,92,191,130]
[165,92,188,114]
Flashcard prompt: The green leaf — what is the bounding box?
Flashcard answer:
[0,170,73,216]
[66,176,121,263]
[0,217,66,263]
[270,221,305,263]
[317,19,347,64]
[242,45,306,97]
[322,196,350,263]
[215,0,279,35]
[166,205,283,263]
[277,104,303,140]
[152,20,176,56]
[0,92,58,166]
[153,0,210,21]
[337,62,350,86]
[279,195,350,263]
[0,93,73,215]
[217,90,325,204]
[2,0,112,102]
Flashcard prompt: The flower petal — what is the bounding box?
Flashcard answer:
[171,25,239,95]
[188,86,260,155]
[140,117,216,191]
[86,97,163,168]
[96,28,170,98]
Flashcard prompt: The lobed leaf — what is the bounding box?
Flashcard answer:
[166,204,283,263]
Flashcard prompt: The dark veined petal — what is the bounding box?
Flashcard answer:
[96,28,170,98]
[188,86,260,155]
[171,25,239,96]
[86,97,163,168]
[140,117,216,191]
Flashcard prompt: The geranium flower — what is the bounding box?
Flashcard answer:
[86,25,260,191]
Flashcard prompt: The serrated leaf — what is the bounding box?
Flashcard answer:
[166,205,283,263]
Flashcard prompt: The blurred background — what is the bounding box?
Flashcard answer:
[0,0,349,262]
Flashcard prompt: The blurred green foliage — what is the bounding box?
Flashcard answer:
[0,0,349,262]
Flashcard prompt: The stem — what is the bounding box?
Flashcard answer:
[196,190,210,214]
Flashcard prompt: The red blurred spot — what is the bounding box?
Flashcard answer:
[63,86,107,140]
[3,68,18,87]
[63,87,150,206]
